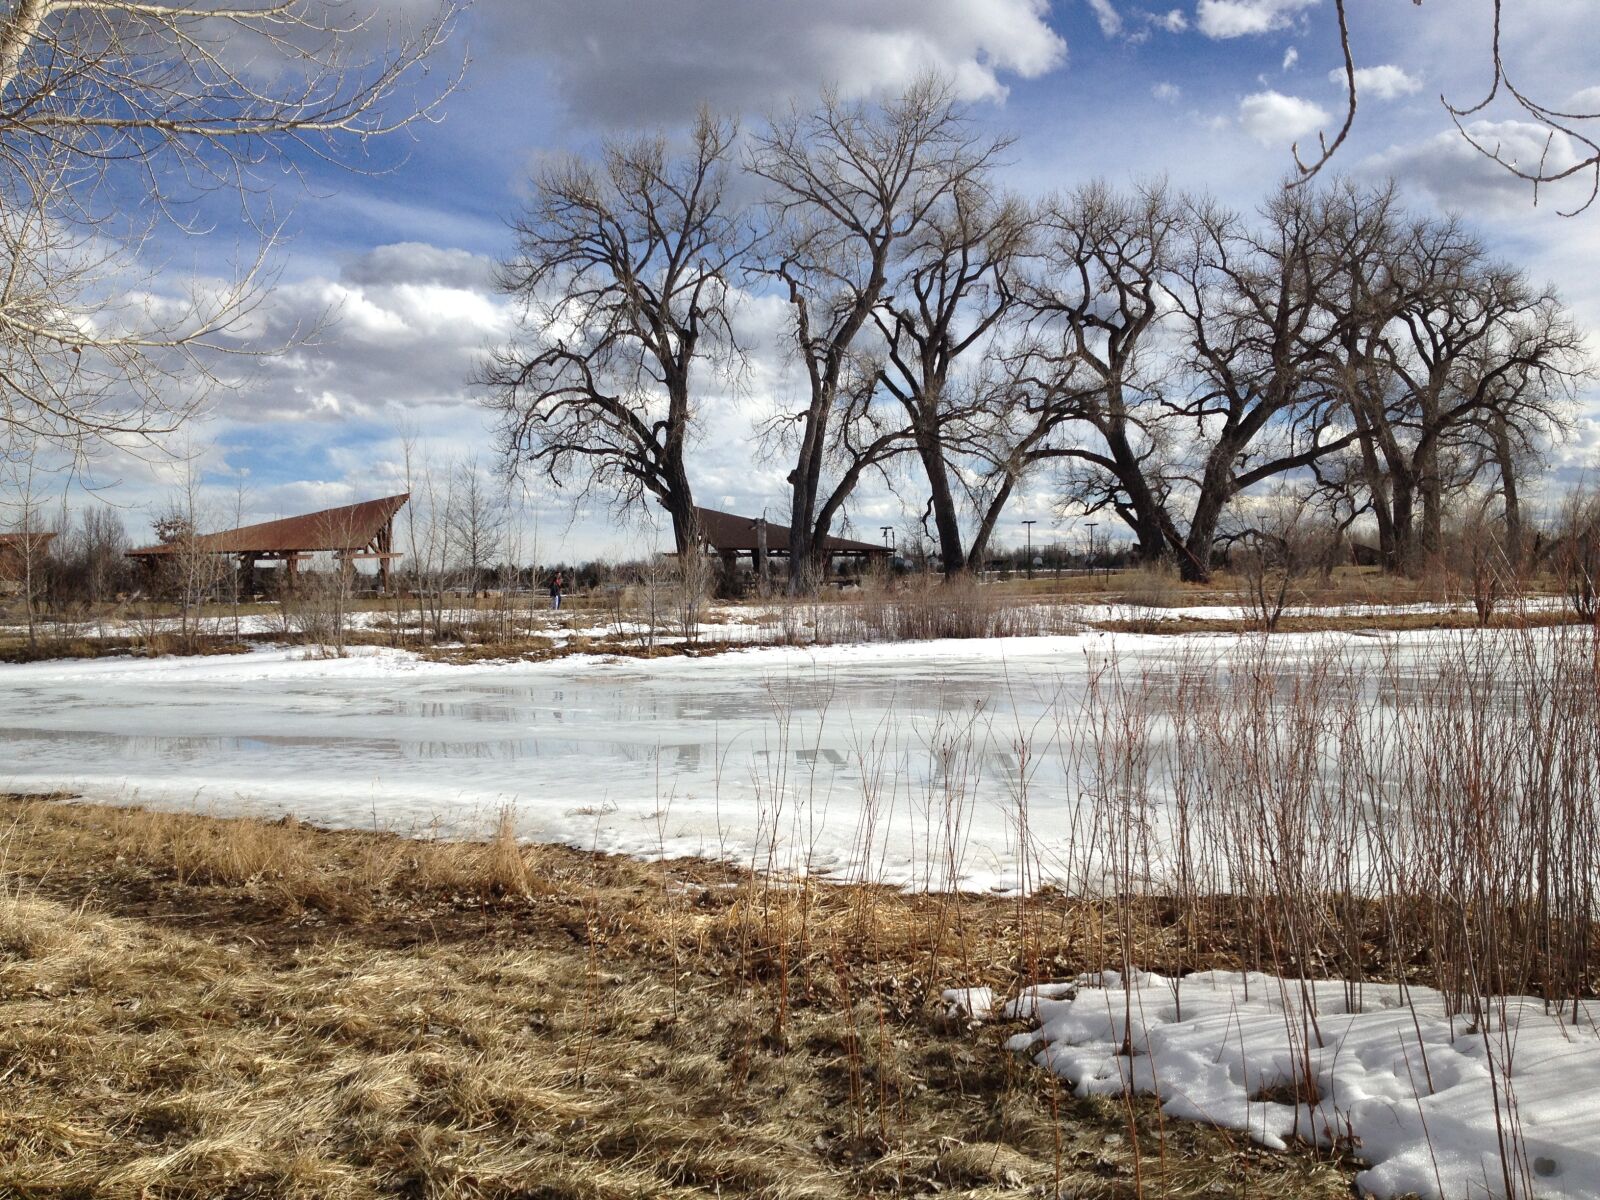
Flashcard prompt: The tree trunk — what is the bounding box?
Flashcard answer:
[1492,418,1524,568]
[966,473,1018,573]
[915,433,967,577]
[661,462,699,558]
[1180,452,1238,583]
[1390,471,1418,575]
[1416,440,1444,564]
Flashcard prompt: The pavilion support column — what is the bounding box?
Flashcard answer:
[377,518,394,592]
[755,519,769,590]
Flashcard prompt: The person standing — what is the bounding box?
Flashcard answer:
[549,570,564,611]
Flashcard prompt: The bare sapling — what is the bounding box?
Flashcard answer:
[1554,485,1600,623]
[1228,494,1338,632]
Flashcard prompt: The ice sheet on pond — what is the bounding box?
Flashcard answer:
[0,629,1524,892]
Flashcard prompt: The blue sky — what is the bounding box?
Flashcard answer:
[68,0,1600,560]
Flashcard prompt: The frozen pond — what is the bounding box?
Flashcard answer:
[0,631,1505,889]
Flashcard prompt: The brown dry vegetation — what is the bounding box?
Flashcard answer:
[0,794,1364,1200]
[3,559,1583,668]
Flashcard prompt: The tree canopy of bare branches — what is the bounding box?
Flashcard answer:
[475,72,1588,592]
[483,111,747,555]
[0,0,461,463]
[749,74,1011,592]
[872,183,1029,575]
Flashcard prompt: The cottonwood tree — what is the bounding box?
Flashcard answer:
[1355,216,1585,572]
[1002,181,1191,569]
[0,0,460,461]
[1162,188,1365,581]
[483,111,747,555]
[749,75,1010,592]
[872,184,1028,577]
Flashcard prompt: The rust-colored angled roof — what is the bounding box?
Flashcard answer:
[694,507,888,554]
[129,494,408,557]
[0,532,55,581]
[0,531,56,549]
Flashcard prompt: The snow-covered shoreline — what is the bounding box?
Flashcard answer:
[950,970,1600,1200]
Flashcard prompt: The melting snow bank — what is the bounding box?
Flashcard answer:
[948,970,1600,1199]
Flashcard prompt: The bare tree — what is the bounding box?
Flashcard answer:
[484,111,745,554]
[872,184,1028,577]
[59,503,131,608]
[1226,492,1341,632]
[1006,181,1191,570]
[1358,217,1586,572]
[2,445,55,647]
[448,458,508,595]
[1553,485,1600,623]
[0,0,461,461]
[749,74,1010,592]
[1162,188,1361,581]
[153,464,225,652]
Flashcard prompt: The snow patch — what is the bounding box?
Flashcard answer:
[976,969,1600,1199]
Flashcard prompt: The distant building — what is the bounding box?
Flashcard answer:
[127,494,409,591]
[0,531,55,595]
[691,507,891,578]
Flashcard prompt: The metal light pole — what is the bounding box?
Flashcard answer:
[1085,522,1098,581]
[1022,519,1036,580]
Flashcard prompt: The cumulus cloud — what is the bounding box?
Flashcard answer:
[1238,90,1328,143]
[479,0,1067,125]
[219,242,510,428]
[1566,85,1600,112]
[1151,8,1188,31]
[1196,0,1318,39]
[1281,46,1298,71]
[1085,0,1123,37]
[1334,64,1422,101]
[1367,119,1586,216]
[1152,81,1181,102]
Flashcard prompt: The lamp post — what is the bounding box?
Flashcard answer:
[1022,519,1036,580]
[1085,522,1099,581]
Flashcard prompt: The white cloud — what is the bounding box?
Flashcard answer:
[1196,0,1318,39]
[1366,119,1587,216]
[1281,46,1298,71]
[1086,0,1123,36]
[1152,81,1181,102]
[487,0,1068,124]
[1152,8,1188,31]
[1238,90,1329,143]
[1566,85,1600,112]
[218,243,511,428]
[1333,64,1422,101]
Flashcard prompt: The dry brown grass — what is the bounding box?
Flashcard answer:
[0,795,1362,1200]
